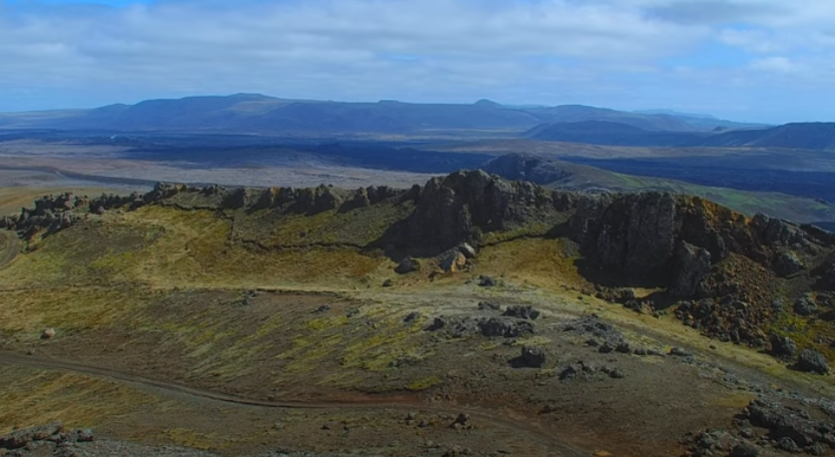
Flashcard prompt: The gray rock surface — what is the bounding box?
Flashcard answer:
[796,349,830,374]
[520,346,546,368]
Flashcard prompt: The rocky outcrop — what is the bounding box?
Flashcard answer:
[427,315,535,339]
[796,349,830,374]
[820,253,835,290]
[395,257,420,274]
[670,241,712,297]
[769,334,798,361]
[0,422,65,449]
[437,248,468,273]
[402,170,574,254]
[5,171,835,352]
[520,346,546,368]
[746,398,835,448]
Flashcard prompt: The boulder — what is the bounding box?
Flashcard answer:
[477,275,497,287]
[438,249,468,273]
[730,443,761,457]
[520,346,546,368]
[457,242,478,259]
[769,334,798,361]
[746,398,835,447]
[403,311,421,323]
[796,349,829,375]
[0,422,63,449]
[478,317,534,338]
[794,297,818,316]
[669,241,711,297]
[395,257,420,274]
[751,213,809,248]
[503,305,541,320]
[773,251,806,277]
[477,301,501,311]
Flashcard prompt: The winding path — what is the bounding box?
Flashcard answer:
[0,350,588,457]
[0,232,20,270]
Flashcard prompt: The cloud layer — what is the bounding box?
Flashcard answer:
[1,0,833,122]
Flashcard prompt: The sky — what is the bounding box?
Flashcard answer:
[1,0,833,123]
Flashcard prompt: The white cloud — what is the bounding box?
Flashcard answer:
[0,0,833,122]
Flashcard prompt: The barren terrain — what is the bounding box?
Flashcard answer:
[1,172,834,457]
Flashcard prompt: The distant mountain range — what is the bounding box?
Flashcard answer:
[0,93,760,134]
[2,93,835,151]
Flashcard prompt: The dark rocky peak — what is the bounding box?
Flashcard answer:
[404,169,578,254]
[480,153,574,185]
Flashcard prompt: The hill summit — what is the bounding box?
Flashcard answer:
[5,170,834,351]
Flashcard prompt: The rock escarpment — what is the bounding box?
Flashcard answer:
[4,170,835,352]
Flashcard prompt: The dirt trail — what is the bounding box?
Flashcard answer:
[0,232,19,269]
[0,350,589,457]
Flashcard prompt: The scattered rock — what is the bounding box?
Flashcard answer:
[796,349,829,375]
[560,316,624,345]
[477,301,501,311]
[0,423,63,449]
[778,436,801,453]
[774,251,806,277]
[794,296,818,317]
[395,257,420,274]
[598,342,615,354]
[477,275,497,287]
[403,311,421,323]
[604,367,625,379]
[449,413,471,430]
[382,279,394,288]
[313,305,331,314]
[520,346,546,368]
[746,398,835,448]
[427,315,533,339]
[41,328,56,340]
[438,249,468,273]
[503,305,540,320]
[558,361,624,381]
[730,442,761,457]
[669,347,693,357]
[478,317,534,338]
[769,334,798,362]
[457,242,478,259]
[670,241,712,297]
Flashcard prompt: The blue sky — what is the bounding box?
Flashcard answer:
[1,0,834,123]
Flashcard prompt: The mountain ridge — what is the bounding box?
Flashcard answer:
[0,93,745,135]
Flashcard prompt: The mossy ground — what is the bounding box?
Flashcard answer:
[3,194,835,457]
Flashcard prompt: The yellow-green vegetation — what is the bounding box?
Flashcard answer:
[244,202,414,247]
[405,375,442,391]
[0,287,148,334]
[480,221,558,245]
[0,367,160,434]
[475,237,586,290]
[769,307,835,363]
[157,428,215,451]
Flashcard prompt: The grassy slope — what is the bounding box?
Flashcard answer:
[1,187,834,442]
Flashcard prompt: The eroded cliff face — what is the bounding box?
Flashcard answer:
[402,170,576,254]
[4,171,834,347]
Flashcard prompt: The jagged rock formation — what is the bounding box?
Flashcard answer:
[4,170,835,351]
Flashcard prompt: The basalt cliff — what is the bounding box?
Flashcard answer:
[4,170,835,360]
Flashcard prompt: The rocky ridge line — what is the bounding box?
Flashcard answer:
[2,171,834,355]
